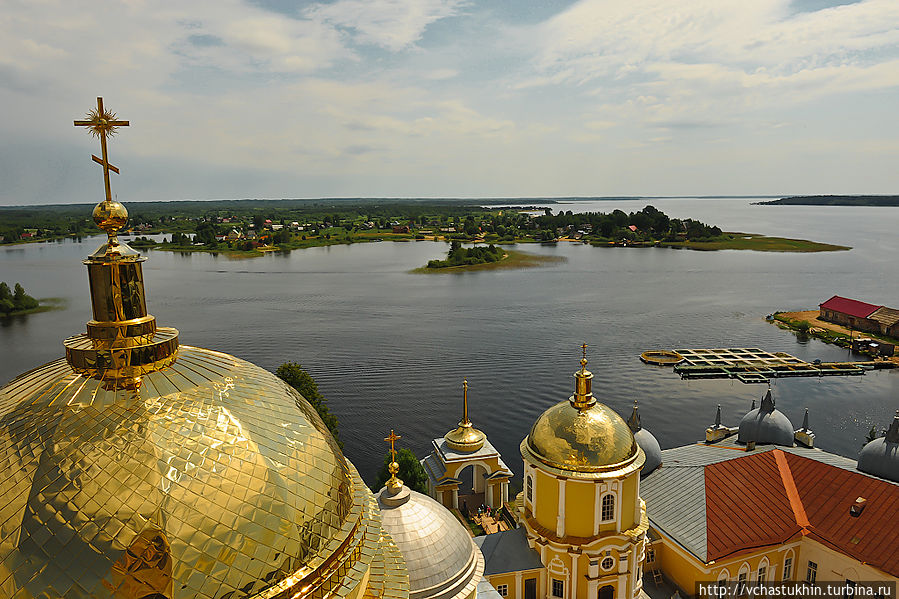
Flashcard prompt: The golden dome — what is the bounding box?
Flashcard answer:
[0,347,365,598]
[525,400,639,473]
[522,352,642,474]
[444,380,486,453]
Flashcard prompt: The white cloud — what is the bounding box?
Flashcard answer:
[524,0,899,106]
[305,0,468,51]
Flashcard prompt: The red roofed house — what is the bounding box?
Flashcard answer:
[819,295,882,332]
[641,399,899,595]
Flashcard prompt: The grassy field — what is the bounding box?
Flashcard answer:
[659,232,850,252]
[411,250,565,274]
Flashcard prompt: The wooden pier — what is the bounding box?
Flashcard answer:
[642,347,893,384]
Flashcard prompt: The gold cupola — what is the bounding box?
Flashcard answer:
[444,380,487,452]
[523,345,642,475]
[0,98,409,599]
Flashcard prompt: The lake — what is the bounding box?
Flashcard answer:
[2,198,898,485]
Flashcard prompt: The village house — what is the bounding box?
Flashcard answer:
[819,295,899,337]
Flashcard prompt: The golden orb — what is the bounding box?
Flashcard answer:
[92,200,128,233]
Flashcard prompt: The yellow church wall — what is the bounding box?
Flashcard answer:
[534,469,559,530]
[619,476,638,531]
[444,455,501,480]
[485,569,544,599]
[793,538,896,585]
[651,537,709,593]
[565,480,595,538]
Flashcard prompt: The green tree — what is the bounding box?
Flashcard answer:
[373,447,429,494]
[276,362,341,446]
[0,282,10,302]
[12,283,38,310]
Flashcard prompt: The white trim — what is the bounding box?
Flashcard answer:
[594,483,601,536]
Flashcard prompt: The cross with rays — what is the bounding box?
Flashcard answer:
[74,97,129,202]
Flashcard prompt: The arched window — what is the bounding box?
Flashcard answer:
[601,493,615,521]
[783,550,794,581]
[526,475,533,502]
[599,585,614,599]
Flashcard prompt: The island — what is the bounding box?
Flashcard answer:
[414,243,564,273]
[0,200,849,256]
[756,195,899,206]
[650,232,849,252]
[0,282,43,317]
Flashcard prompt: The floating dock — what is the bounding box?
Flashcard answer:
[642,347,892,384]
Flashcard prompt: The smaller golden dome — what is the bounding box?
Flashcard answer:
[444,379,486,452]
[92,199,128,233]
[445,424,487,452]
[526,400,639,472]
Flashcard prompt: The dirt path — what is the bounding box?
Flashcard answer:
[779,311,855,335]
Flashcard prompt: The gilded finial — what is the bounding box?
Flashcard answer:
[461,379,470,426]
[571,343,595,411]
[65,98,179,389]
[384,429,403,493]
[75,97,130,247]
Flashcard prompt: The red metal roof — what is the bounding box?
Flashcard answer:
[705,451,800,560]
[704,450,899,576]
[819,295,881,318]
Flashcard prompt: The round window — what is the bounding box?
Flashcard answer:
[601,557,614,571]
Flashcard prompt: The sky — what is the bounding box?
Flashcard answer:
[1,0,897,205]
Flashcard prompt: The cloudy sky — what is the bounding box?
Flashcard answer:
[1,0,897,205]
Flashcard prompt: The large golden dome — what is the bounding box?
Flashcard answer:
[0,348,361,598]
[522,356,642,475]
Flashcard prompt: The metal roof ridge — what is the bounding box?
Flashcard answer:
[773,449,810,530]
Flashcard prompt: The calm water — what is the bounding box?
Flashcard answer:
[2,198,898,485]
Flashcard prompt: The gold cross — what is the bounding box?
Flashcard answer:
[581,343,588,360]
[74,97,129,202]
[384,429,402,463]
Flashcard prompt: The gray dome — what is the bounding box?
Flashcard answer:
[857,412,899,482]
[738,388,794,446]
[626,402,662,475]
[377,486,484,599]
[634,428,662,475]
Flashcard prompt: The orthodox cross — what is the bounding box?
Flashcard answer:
[384,429,403,490]
[74,97,129,202]
[581,342,588,360]
[384,429,402,463]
